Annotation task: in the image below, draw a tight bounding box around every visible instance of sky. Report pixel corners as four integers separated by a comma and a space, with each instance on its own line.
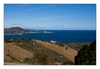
4, 4, 96, 30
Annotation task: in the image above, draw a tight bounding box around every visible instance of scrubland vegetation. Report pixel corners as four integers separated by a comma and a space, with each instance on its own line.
74, 40, 96, 65
4, 38, 96, 65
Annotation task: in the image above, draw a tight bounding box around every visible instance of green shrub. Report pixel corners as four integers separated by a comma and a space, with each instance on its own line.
56, 42, 64, 47
34, 51, 49, 65
74, 40, 96, 65
24, 58, 32, 62
24, 58, 35, 64
62, 61, 73, 65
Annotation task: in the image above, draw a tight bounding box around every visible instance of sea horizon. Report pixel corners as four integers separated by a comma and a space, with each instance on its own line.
4, 30, 96, 44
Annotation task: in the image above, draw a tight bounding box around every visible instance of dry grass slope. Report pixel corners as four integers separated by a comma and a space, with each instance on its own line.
4, 42, 33, 62
36, 40, 78, 62
4, 39, 78, 65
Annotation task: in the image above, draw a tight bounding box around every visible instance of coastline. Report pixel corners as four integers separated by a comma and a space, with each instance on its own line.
4, 29, 96, 44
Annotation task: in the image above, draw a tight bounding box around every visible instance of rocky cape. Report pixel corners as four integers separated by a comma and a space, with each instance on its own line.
4, 27, 54, 35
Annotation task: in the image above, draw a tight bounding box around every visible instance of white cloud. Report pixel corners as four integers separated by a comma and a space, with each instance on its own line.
22, 25, 47, 29
63, 24, 67, 28
26, 7, 38, 11
33, 25, 46, 28
32, 15, 67, 21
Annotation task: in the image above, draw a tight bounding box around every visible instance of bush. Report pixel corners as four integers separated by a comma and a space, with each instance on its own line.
74, 40, 96, 65
24, 58, 32, 63
56, 42, 64, 47
34, 51, 49, 65
62, 61, 73, 65
24, 58, 35, 64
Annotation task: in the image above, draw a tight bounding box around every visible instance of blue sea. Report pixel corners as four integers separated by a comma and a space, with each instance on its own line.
4, 30, 96, 44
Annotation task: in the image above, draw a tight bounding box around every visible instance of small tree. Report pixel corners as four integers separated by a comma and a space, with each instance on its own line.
74, 40, 96, 65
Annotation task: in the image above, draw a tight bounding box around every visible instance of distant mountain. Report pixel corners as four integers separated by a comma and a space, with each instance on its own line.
4, 27, 38, 35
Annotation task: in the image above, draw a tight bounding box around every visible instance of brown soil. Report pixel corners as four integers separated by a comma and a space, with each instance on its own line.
36, 40, 78, 62
4, 39, 78, 64
4, 42, 33, 62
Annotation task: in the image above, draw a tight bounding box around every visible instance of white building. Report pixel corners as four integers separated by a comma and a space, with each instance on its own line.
50, 40, 56, 44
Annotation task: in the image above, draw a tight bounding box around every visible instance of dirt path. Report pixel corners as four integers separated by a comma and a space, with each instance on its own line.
36, 40, 77, 62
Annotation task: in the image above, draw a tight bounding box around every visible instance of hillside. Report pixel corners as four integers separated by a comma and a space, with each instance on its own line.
4, 42, 33, 62
4, 27, 38, 35
66, 42, 91, 51
36, 40, 77, 62
4, 38, 93, 65
4, 38, 75, 65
